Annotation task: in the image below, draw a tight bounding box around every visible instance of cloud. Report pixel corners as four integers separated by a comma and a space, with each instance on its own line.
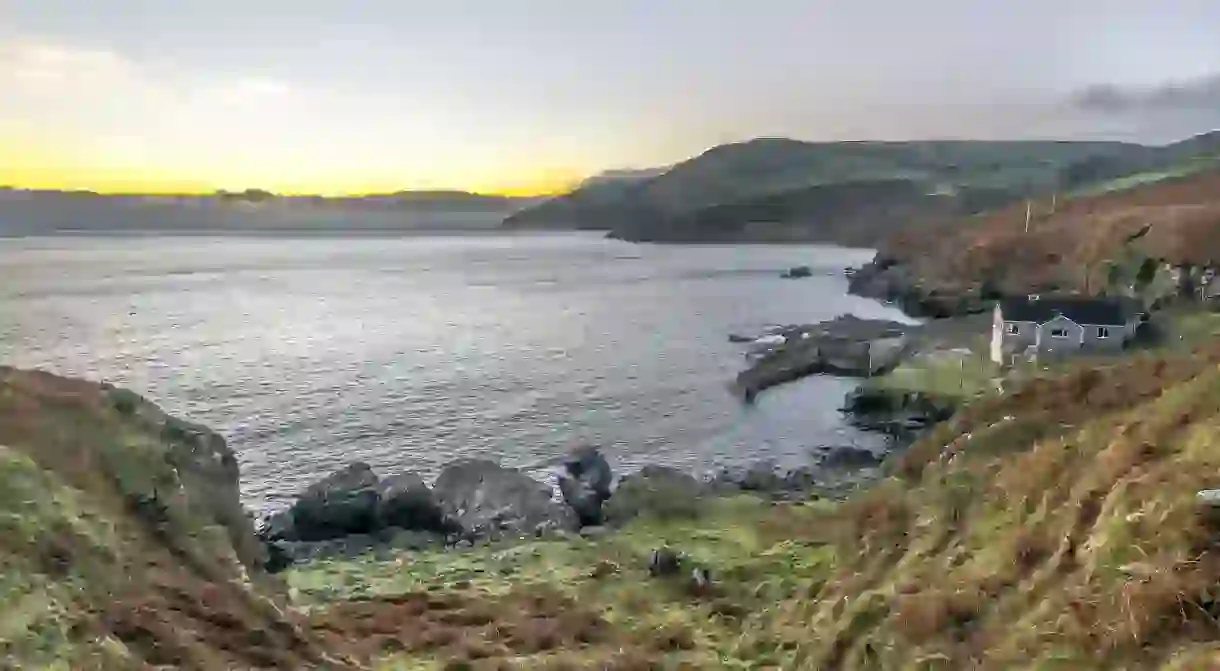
210, 77, 295, 105
1069, 72, 1220, 113
0, 38, 146, 99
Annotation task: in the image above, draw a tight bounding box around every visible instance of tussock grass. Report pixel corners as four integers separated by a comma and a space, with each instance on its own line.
289, 338, 1220, 669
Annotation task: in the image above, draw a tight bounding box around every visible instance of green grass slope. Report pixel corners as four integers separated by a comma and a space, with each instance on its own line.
0, 367, 355, 670
503, 138, 1144, 240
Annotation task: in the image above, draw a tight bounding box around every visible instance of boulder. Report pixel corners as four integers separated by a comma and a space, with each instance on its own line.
711, 461, 786, 494
433, 459, 577, 539
603, 465, 705, 526
708, 461, 825, 501
290, 462, 381, 542
558, 446, 614, 526
376, 471, 451, 533
817, 445, 883, 469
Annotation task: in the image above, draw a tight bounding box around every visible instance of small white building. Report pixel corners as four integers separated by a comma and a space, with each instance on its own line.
990, 295, 1143, 365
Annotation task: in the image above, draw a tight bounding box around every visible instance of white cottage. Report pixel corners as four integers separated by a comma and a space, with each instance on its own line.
990, 295, 1143, 365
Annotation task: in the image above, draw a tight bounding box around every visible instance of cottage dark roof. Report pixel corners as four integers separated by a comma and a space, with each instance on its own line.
999, 296, 1138, 326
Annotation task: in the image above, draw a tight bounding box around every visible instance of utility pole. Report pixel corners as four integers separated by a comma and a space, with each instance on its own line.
1050, 193, 1057, 215
1024, 200, 1032, 233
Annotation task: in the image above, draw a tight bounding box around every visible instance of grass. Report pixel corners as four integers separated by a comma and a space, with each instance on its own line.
289, 335, 1220, 669
1158, 306, 1220, 347
11, 325, 1220, 668
0, 367, 356, 670
289, 496, 840, 668
866, 347, 999, 400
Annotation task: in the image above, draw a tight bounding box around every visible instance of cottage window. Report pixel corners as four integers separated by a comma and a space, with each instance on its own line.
1096, 326, 1110, 339
1005, 323, 1019, 335
1050, 327, 1069, 338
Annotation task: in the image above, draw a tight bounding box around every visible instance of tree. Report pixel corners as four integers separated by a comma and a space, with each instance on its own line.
1102, 260, 1125, 296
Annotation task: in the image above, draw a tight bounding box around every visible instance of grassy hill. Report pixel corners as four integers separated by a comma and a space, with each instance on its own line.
612, 178, 1026, 245
503, 138, 1148, 241
505, 133, 1220, 247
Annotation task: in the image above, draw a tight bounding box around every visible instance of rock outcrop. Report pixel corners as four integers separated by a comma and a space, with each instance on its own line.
376, 471, 451, 532
557, 445, 614, 526
258, 462, 455, 566
290, 462, 382, 541
840, 387, 957, 437
433, 459, 578, 540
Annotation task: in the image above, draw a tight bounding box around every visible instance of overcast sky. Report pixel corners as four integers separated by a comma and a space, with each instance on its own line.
2, 0, 1219, 193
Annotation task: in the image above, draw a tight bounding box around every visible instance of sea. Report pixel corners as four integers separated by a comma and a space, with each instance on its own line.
0, 232, 912, 512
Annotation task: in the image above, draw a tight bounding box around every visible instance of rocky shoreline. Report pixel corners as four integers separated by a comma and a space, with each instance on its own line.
846, 255, 992, 319
256, 444, 888, 572
254, 263, 978, 574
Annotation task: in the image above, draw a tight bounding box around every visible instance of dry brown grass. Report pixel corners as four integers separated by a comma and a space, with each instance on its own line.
882, 169, 1220, 295
770, 337, 1220, 669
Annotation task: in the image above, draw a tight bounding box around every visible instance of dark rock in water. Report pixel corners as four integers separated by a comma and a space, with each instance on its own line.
290, 462, 381, 542
603, 465, 705, 526
816, 445, 884, 469
841, 387, 957, 437
781, 265, 813, 279
648, 547, 682, 577
708, 461, 824, 501
728, 333, 756, 343
721, 461, 787, 493
433, 459, 578, 539
376, 471, 452, 533
558, 445, 614, 526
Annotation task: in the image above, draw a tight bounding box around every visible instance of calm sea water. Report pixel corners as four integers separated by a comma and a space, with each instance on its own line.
0, 232, 910, 511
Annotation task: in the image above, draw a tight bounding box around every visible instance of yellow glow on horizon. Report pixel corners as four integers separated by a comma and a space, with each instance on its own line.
0, 145, 581, 197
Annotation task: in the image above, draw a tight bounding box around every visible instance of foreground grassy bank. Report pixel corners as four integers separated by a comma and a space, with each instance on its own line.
7, 333, 1220, 668
294, 339, 1220, 669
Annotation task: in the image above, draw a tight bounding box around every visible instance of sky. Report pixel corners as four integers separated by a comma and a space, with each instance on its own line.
2, 0, 1219, 195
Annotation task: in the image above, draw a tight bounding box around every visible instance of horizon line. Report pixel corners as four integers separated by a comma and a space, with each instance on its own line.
0, 185, 569, 199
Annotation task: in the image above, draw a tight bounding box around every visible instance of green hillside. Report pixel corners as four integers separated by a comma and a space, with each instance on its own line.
504, 133, 1220, 246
